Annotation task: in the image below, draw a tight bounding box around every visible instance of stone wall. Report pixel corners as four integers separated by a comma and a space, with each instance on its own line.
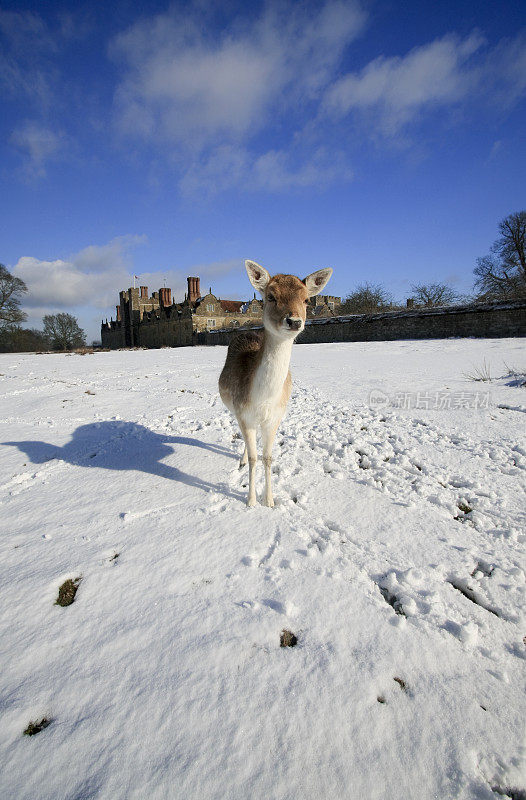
101, 321, 124, 349
199, 300, 526, 347
102, 313, 194, 349
138, 312, 194, 348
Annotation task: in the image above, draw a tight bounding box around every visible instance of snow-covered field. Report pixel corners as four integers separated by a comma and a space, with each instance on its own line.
1, 338, 525, 800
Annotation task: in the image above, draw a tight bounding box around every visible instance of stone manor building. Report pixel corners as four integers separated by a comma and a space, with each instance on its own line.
101, 275, 341, 349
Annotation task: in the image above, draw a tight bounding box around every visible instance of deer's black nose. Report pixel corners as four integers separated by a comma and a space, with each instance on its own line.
286, 317, 302, 331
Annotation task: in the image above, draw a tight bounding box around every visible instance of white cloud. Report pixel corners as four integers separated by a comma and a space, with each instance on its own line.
13, 235, 147, 311
110, 1, 366, 148
11, 239, 244, 334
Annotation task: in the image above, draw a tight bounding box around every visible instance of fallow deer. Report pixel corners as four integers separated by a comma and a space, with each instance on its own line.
219, 260, 333, 507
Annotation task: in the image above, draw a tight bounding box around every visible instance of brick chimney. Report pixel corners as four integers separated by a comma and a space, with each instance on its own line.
187, 276, 200, 304
116, 305, 121, 321
140, 286, 148, 299
159, 288, 172, 308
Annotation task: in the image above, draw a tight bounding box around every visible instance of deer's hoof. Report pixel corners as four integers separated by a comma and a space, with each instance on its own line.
246, 497, 257, 507
263, 497, 274, 508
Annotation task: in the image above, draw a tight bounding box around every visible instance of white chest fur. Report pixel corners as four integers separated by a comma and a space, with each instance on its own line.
247, 336, 292, 425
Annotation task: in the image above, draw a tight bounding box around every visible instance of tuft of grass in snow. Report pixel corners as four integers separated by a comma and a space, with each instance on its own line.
463, 359, 492, 382
376, 696, 386, 704
503, 363, 526, 388
457, 501, 473, 515
55, 577, 81, 607
280, 630, 298, 647
393, 677, 407, 692
24, 718, 51, 736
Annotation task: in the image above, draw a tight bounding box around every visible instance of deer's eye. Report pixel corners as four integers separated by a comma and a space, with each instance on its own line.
304, 298, 309, 304
267, 293, 275, 302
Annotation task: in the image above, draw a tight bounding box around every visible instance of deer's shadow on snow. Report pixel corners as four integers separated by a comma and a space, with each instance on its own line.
4, 421, 244, 501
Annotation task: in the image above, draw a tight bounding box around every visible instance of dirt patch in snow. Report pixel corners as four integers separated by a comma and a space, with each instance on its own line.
24, 718, 51, 736
55, 577, 81, 607
280, 629, 298, 647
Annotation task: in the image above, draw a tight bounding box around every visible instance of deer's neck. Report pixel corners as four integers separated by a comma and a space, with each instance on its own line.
253, 330, 293, 400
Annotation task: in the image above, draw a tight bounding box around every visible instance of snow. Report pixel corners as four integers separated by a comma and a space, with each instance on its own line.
0, 338, 525, 800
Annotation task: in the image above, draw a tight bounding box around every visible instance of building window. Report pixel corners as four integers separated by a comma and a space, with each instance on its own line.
207, 319, 216, 327
206, 304, 215, 312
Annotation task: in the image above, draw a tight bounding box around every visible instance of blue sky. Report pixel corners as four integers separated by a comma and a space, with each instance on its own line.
1, 0, 525, 342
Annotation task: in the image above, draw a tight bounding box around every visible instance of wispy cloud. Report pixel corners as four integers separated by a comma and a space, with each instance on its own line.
10, 122, 66, 179
324, 33, 484, 132
110, 1, 366, 148
110, 3, 526, 193
109, 1, 365, 193
3, 4, 526, 195
323, 31, 526, 136
1, 8, 94, 180
179, 144, 352, 196
0, 9, 59, 109
73, 235, 147, 274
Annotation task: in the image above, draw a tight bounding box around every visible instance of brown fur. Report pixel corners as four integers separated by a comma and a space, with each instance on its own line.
264, 275, 310, 329
218, 330, 263, 409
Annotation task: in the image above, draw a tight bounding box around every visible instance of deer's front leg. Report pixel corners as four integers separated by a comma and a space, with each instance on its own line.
239, 442, 248, 469
261, 420, 280, 508
239, 421, 257, 506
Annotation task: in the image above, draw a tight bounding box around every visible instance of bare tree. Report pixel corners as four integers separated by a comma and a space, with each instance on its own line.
411, 283, 457, 307
43, 313, 86, 350
0, 264, 27, 330
474, 211, 526, 299
341, 283, 393, 314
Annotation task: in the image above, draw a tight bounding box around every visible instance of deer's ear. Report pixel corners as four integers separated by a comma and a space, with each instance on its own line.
303, 267, 333, 297
245, 260, 271, 293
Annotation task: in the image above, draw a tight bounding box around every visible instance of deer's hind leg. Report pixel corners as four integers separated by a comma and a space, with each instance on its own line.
238, 418, 257, 507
